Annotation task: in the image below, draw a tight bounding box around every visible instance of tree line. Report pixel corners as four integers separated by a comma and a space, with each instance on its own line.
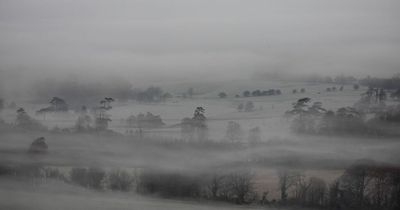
1, 161, 398, 209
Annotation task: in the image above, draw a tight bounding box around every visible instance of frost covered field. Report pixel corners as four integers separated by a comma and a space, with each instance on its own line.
0, 179, 266, 210
1, 82, 371, 140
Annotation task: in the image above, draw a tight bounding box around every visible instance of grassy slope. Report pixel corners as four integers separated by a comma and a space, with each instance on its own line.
0, 178, 267, 210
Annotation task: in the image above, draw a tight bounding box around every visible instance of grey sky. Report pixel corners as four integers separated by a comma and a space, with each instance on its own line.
0, 0, 399, 86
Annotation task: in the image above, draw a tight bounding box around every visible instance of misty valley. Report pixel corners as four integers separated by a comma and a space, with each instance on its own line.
1, 0, 400, 209
1, 76, 400, 210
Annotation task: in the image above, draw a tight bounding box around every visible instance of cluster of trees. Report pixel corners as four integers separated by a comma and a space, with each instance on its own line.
252, 72, 357, 85
326, 86, 344, 92
354, 88, 387, 113
132, 86, 172, 103
225, 121, 261, 144
31, 77, 170, 104
3, 166, 135, 192
10, 96, 116, 133
138, 169, 256, 204
286, 93, 400, 135
331, 75, 358, 84
15, 108, 46, 131
180, 107, 208, 142
126, 112, 164, 129
292, 88, 306, 94
74, 97, 116, 132
93, 97, 114, 131
36, 97, 69, 115
242, 89, 281, 98
295, 74, 357, 84
278, 169, 327, 207
359, 75, 400, 90
218, 92, 227, 98
277, 162, 400, 210
285, 98, 373, 135
237, 101, 255, 112
28, 137, 48, 153
331, 162, 400, 210
1, 161, 399, 209
70, 167, 135, 191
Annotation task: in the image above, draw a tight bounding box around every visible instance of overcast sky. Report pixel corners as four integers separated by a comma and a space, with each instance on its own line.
0, 0, 399, 86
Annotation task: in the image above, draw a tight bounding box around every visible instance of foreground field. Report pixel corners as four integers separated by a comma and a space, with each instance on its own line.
0, 178, 269, 210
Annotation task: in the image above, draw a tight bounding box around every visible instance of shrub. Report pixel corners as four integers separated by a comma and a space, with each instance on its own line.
70, 167, 105, 189
108, 169, 135, 191
138, 169, 202, 198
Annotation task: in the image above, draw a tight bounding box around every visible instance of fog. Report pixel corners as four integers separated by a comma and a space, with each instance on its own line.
1, 1, 400, 210
1, 0, 400, 88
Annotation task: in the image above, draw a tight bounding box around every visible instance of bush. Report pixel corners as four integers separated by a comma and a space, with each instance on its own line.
108, 169, 135, 191
137, 169, 202, 198
70, 167, 106, 189
43, 167, 66, 181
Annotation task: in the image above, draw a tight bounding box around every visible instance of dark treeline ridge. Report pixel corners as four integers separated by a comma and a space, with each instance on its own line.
359, 75, 400, 90
253, 72, 358, 84
1, 161, 399, 210
285, 89, 400, 136
31, 77, 171, 105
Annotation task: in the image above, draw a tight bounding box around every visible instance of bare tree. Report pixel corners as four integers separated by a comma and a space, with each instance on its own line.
207, 172, 226, 199
306, 177, 327, 206
226, 170, 255, 204
278, 169, 302, 203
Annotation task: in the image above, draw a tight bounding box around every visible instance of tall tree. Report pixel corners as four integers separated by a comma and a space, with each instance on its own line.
278, 169, 302, 203
225, 121, 243, 143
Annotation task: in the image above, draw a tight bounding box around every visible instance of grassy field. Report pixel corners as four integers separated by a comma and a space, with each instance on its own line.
1, 82, 369, 140
0, 178, 269, 210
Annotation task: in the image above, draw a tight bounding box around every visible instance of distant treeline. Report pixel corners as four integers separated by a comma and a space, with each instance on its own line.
285, 94, 400, 136
31, 77, 171, 105
359, 75, 400, 90
241, 89, 282, 97
253, 72, 357, 84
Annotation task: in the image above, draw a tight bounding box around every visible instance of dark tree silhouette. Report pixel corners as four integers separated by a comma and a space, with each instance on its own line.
16, 108, 45, 130
28, 137, 48, 153
243, 91, 251, 97
278, 169, 302, 203
95, 97, 114, 130
180, 107, 208, 142
218, 92, 227, 98
36, 97, 68, 115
